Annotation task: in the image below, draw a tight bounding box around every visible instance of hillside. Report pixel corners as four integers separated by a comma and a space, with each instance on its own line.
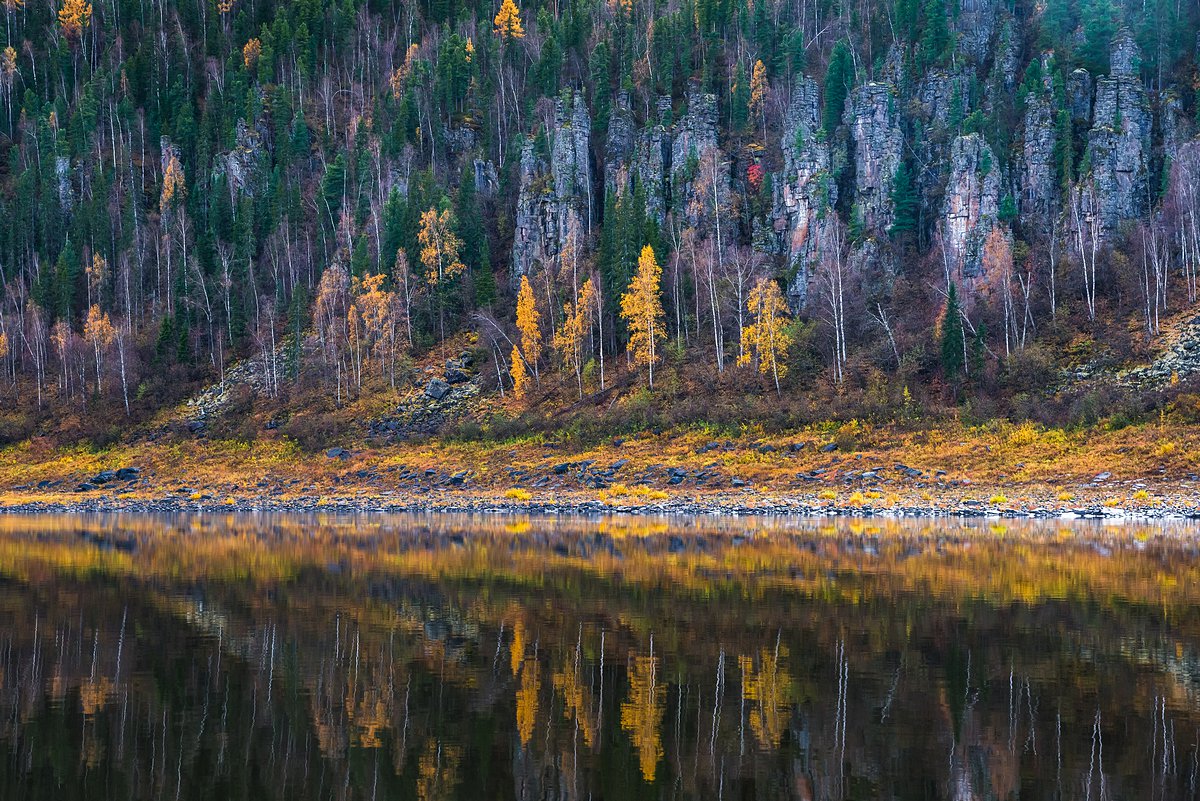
0, 0, 1198, 473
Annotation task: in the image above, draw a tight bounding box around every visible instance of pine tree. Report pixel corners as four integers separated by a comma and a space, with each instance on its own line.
822, 41, 853, 136
941, 282, 965, 385
920, 0, 951, 67
889, 160, 919, 241
731, 62, 749, 131
620, 245, 666, 388
455, 174, 494, 307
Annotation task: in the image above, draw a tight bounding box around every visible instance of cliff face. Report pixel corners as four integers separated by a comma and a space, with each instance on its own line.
512, 91, 592, 279
847, 82, 903, 236
1020, 58, 1057, 232
942, 133, 1001, 281
510, 15, 1195, 306
775, 78, 836, 308
1083, 30, 1151, 239
671, 85, 729, 229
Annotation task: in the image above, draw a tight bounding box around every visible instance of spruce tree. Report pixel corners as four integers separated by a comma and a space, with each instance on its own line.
941, 283, 965, 384
889, 160, 919, 241
455, 173, 494, 307
822, 41, 853, 136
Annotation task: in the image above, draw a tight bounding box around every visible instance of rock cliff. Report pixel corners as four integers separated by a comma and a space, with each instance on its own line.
512, 91, 593, 279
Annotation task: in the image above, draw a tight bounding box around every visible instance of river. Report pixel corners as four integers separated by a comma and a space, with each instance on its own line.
0, 512, 1197, 799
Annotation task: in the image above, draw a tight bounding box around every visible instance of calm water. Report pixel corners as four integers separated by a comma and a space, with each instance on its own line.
1, 514, 1199, 800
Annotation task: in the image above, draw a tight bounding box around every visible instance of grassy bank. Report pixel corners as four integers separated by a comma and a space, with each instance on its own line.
2, 418, 1198, 513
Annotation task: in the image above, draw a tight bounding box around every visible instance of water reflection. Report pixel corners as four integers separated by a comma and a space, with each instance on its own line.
0, 513, 1198, 799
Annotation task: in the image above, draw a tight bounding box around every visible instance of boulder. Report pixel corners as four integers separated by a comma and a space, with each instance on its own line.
425, 378, 452, 400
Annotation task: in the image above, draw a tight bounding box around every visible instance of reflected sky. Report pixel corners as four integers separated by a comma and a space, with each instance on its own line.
0, 512, 1199, 799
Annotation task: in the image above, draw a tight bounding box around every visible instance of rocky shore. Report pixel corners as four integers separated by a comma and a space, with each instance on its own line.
4, 490, 1200, 521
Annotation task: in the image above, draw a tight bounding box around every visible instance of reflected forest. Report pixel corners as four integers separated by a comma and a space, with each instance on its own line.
1, 514, 1199, 799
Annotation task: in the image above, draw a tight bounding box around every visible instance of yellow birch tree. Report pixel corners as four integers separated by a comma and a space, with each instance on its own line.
619, 245, 666, 388
738, 277, 791, 393
509, 343, 529, 399
552, 277, 595, 398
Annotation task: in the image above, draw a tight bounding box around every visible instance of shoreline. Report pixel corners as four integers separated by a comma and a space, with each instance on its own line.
3, 490, 1200, 521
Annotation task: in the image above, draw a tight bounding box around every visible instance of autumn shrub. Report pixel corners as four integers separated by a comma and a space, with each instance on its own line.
0, 411, 34, 446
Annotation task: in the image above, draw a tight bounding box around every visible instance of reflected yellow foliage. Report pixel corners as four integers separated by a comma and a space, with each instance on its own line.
79, 676, 113, 717
739, 645, 793, 750
620, 650, 664, 783
516, 657, 540, 746
416, 738, 461, 801
552, 653, 596, 747
510, 619, 527, 677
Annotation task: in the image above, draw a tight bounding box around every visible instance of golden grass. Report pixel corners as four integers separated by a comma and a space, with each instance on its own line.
2, 416, 1199, 510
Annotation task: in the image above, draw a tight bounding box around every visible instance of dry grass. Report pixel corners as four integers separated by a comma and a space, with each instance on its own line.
3, 416, 1200, 511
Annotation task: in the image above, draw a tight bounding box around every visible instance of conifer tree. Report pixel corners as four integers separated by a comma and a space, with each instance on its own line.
941, 282, 965, 386
889, 160, 919, 241
822, 41, 853, 135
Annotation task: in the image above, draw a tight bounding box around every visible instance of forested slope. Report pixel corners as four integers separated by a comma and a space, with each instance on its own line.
0, 0, 1198, 445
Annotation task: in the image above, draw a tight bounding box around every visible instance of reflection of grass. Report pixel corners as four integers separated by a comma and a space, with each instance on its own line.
2, 514, 1200, 616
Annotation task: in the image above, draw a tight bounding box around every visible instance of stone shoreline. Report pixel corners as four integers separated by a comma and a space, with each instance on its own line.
3, 492, 1200, 522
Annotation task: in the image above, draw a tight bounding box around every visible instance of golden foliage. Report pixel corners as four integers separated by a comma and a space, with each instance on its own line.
159, 152, 185, 212
509, 619, 526, 676
390, 43, 420, 99
216, 0, 233, 13
620, 650, 664, 782
58, 0, 91, 41
509, 343, 529, 399
1, 46, 16, 82
515, 657, 540, 745
83, 305, 115, 350
619, 245, 665, 386
749, 59, 769, 117
515, 275, 541, 379
738, 277, 791, 386
553, 278, 595, 388
739, 645, 792, 750
0, 330, 8, 361
86, 252, 106, 293
417, 208, 465, 288
242, 37, 262, 70
552, 655, 596, 747
416, 738, 461, 801
493, 0, 525, 42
